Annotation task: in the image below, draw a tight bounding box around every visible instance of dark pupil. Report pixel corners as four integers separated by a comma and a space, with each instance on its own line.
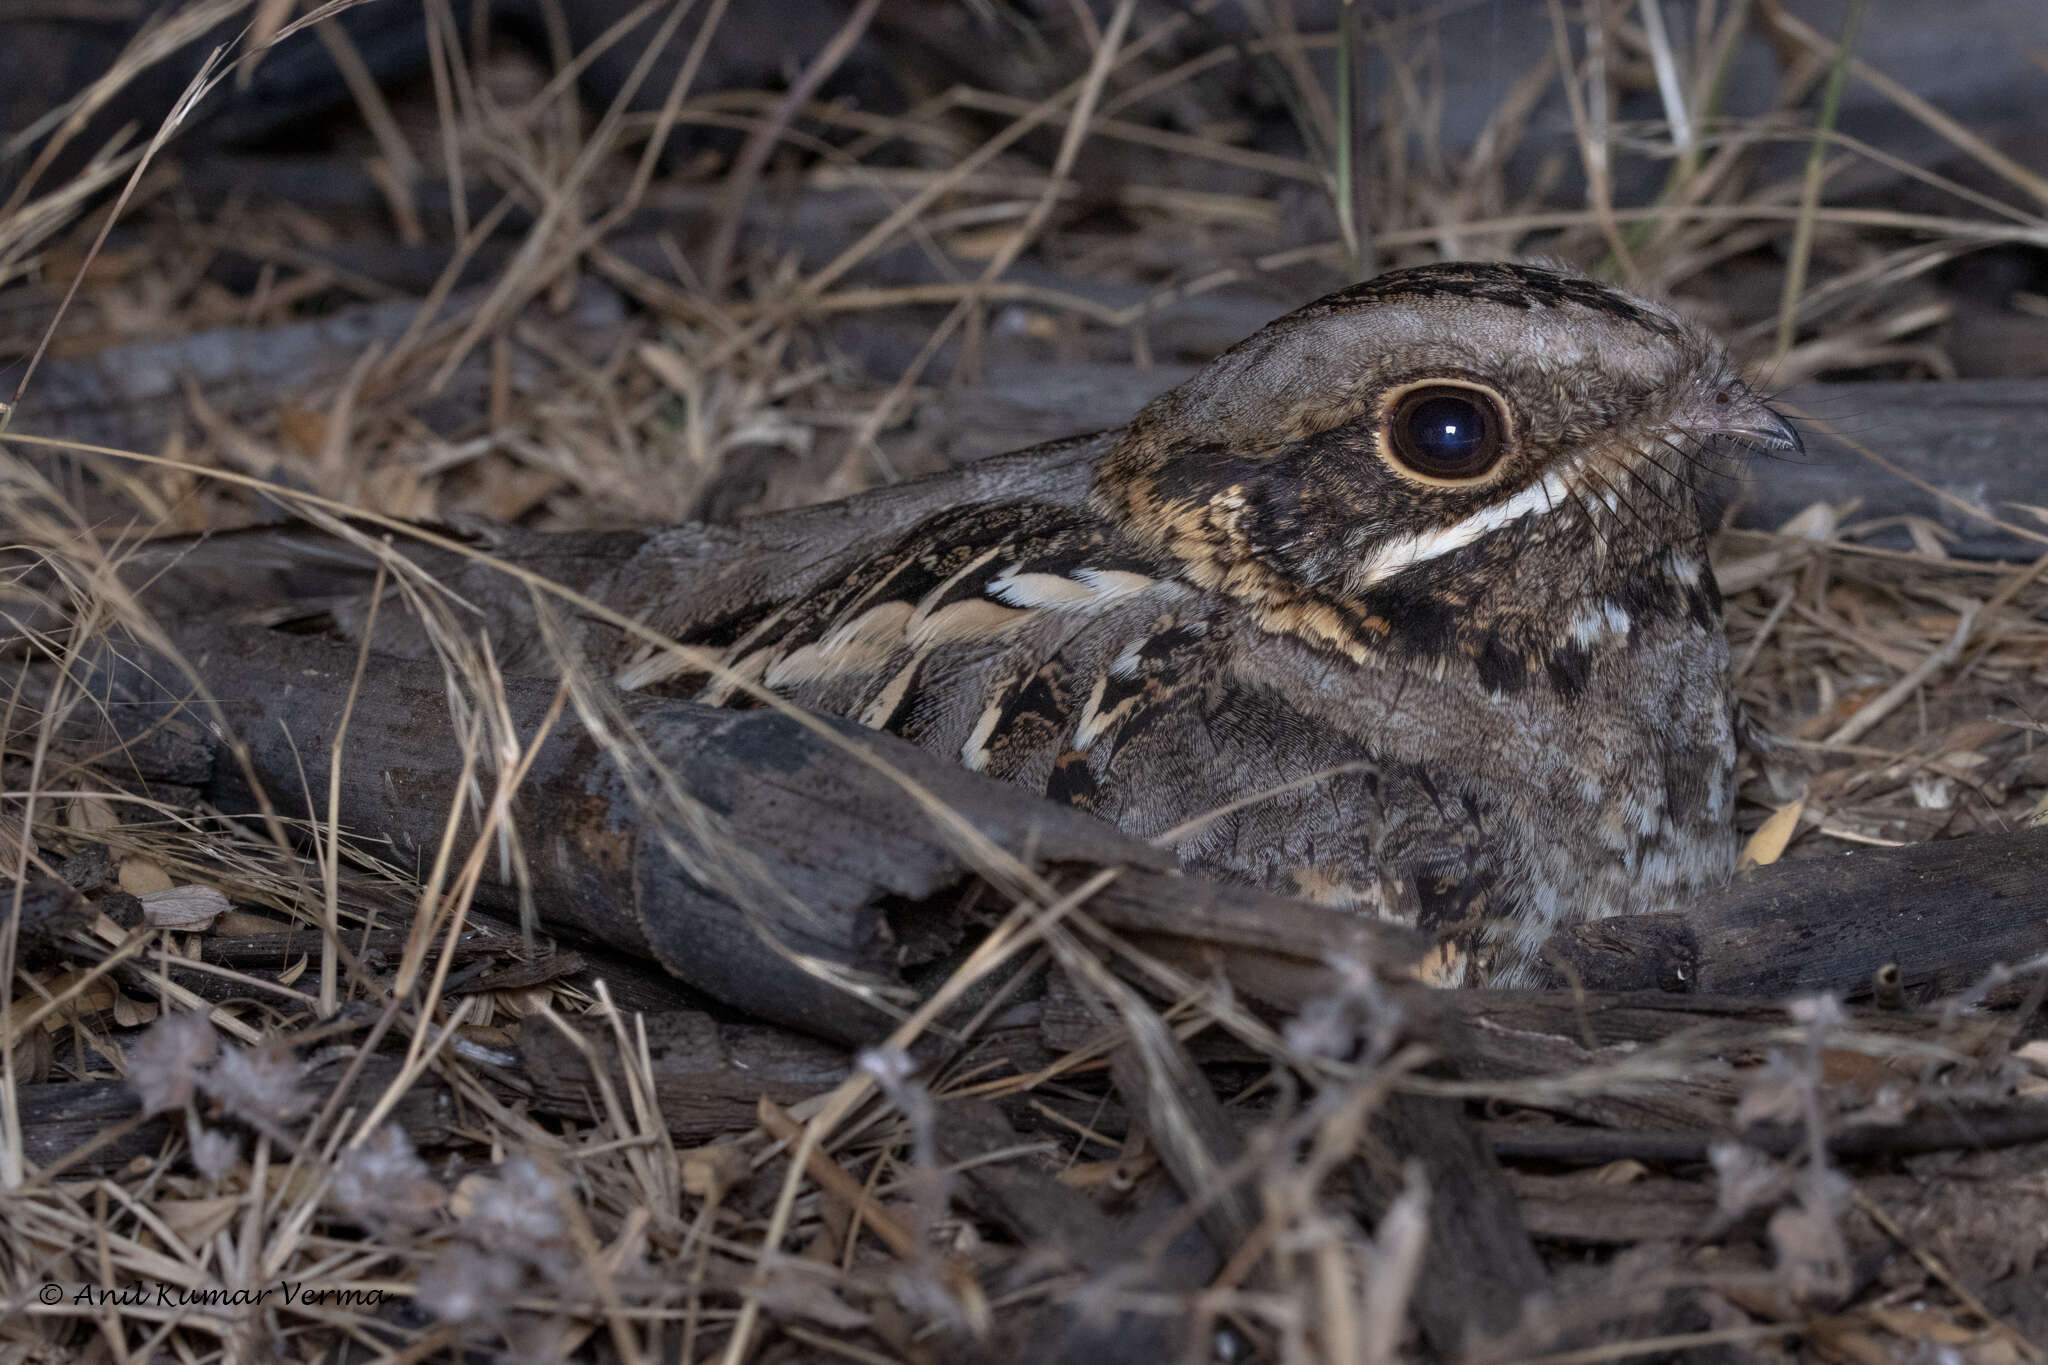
1405, 394, 1488, 471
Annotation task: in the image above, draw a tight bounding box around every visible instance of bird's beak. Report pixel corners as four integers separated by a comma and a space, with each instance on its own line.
1696, 385, 1803, 454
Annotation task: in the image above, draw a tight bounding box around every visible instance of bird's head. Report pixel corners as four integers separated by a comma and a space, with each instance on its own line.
1094, 260, 1797, 682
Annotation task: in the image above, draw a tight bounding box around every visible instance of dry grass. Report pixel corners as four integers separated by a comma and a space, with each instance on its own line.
3, 2, 2048, 1361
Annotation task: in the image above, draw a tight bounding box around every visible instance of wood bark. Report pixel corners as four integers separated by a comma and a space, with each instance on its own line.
36, 619, 2048, 1043
51, 625, 1424, 1042
1540, 830, 2048, 1002
13, 1055, 454, 1176
1352, 1095, 1554, 1355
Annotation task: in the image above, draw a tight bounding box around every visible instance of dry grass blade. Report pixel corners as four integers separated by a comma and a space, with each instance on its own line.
851, 0, 1137, 447
701, 0, 877, 294
5, 48, 221, 416
1773, 0, 1867, 361
1766, 5, 2048, 209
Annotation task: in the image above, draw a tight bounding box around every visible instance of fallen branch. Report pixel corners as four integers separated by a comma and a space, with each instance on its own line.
50, 624, 1425, 1042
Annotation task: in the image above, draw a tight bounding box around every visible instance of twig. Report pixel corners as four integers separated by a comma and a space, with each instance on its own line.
1546, 0, 1639, 286
1851, 1188, 2045, 1362
849, 0, 1137, 452
757, 1095, 919, 1262
702, 0, 882, 295
1485, 1103, 2048, 1164
1773, 0, 1867, 361
1766, 5, 2048, 208
1824, 602, 1974, 746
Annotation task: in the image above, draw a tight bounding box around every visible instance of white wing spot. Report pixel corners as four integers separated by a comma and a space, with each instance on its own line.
698, 646, 772, 706
1070, 567, 1158, 599
960, 692, 1007, 772
763, 600, 914, 688
988, 564, 1160, 610
859, 655, 922, 729
1567, 601, 1633, 646
906, 597, 1028, 649
1072, 674, 1112, 750
988, 568, 1089, 607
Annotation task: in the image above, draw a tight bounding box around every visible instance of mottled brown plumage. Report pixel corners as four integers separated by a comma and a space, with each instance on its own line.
651, 261, 1797, 984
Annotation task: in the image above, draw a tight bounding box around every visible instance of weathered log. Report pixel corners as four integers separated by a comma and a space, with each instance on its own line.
517, 1010, 851, 1143
1484, 1103, 2048, 1166
40, 609, 2048, 1049
6, 873, 94, 962
934, 1098, 1217, 1365
15, 1055, 456, 1177
1542, 829, 2048, 1001
51, 625, 1424, 1044
1045, 985, 2006, 1133
1352, 1094, 1554, 1355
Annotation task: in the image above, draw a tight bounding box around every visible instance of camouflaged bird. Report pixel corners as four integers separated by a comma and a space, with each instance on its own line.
620, 260, 1797, 986
117, 260, 1796, 985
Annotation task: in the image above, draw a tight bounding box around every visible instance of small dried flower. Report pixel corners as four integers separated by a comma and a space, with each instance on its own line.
331, 1124, 444, 1229
1282, 955, 1405, 1065
1708, 1139, 1780, 1218
1788, 994, 1846, 1031
188, 1122, 241, 1182
139, 884, 230, 931
129, 1011, 219, 1116
464, 1156, 567, 1252
1733, 1052, 1808, 1129
201, 1041, 315, 1137
1766, 1193, 1851, 1302
416, 1243, 522, 1325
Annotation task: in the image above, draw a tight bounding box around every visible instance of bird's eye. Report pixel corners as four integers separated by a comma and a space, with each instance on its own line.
1384, 385, 1508, 481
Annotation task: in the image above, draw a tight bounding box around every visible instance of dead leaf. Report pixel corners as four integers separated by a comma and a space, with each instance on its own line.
1588, 1159, 1650, 1186
213, 911, 291, 936
1809, 1317, 1910, 1365
8, 969, 118, 1033
636, 341, 696, 396
111, 987, 158, 1028
1740, 799, 1806, 869
945, 225, 1023, 260
119, 858, 175, 897
491, 985, 555, 1019
69, 795, 117, 833
7, 1023, 52, 1083
141, 885, 230, 931
1866, 1304, 1990, 1346
0, 810, 40, 873
157, 1195, 242, 1246
457, 1025, 517, 1048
